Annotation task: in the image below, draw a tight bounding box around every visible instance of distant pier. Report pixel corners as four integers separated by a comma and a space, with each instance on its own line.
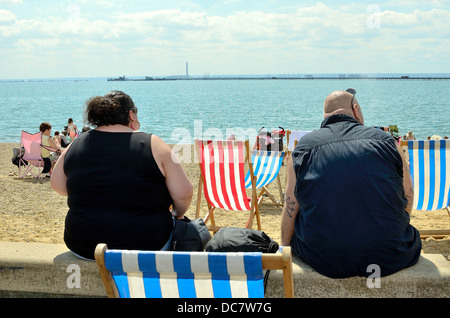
107, 75, 450, 82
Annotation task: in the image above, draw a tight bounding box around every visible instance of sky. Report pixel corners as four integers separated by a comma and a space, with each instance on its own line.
0, 0, 449, 79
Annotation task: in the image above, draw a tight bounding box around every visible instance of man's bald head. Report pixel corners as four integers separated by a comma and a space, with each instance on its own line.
323, 90, 364, 125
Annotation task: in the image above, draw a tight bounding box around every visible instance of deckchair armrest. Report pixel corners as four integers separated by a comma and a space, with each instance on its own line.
262, 246, 294, 298
41, 144, 61, 154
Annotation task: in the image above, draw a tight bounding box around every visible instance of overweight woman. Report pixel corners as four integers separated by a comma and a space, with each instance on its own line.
51, 91, 193, 260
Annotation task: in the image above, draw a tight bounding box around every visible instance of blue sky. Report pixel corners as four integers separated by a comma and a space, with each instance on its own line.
0, 0, 449, 79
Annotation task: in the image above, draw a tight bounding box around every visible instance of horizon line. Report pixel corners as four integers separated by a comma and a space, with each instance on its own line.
2, 72, 450, 82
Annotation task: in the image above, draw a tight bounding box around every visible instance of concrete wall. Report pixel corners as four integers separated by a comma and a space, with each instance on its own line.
1, 242, 449, 298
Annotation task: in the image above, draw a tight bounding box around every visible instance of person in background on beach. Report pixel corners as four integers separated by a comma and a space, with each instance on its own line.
53, 131, 61, 148
430, 135, 442, 140
281, 89, 421, 279
406, 131, 415, 140
66, 118, 79, 142
53, 131, 70, 148
60, 130, 70, 146
39, 122, 61, 176
50, 90, 193, 260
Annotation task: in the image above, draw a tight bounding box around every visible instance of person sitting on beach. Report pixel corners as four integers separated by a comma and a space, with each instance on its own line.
59, 130, 70, 147
406, 131, 415, 140
39, 122, 61, 176
81, 126, 91, 134
50, 91, 193, 260
281, 89, 422, 279
53, 131, 62, 148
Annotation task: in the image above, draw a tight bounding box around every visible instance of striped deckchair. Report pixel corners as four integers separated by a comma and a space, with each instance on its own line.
286, 130, 311, 156
244, 151, 285, 207
401, 140, 450, 238
95, 243, 294, 298
195, 139, 260, 232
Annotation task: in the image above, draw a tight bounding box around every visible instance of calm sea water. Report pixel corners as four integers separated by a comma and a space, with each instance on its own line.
0, 79, 448, 143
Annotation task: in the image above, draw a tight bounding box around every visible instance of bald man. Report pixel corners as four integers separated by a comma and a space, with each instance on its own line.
281, 89, 421, 279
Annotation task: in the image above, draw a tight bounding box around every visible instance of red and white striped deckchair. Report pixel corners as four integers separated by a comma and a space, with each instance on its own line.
195, 139, 260, 233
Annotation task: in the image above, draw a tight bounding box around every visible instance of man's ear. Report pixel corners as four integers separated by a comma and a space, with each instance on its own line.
352, 104, 362, 124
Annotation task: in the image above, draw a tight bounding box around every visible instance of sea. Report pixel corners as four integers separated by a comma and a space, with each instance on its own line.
0, 77, 449, 144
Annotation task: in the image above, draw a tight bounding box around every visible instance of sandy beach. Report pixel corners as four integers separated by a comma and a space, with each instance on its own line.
1, 142, 449, 262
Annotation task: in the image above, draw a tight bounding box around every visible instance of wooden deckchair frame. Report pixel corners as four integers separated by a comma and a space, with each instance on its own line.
195, 139, 261, 233
286, 129, 310, 157
94, 243, 294, 298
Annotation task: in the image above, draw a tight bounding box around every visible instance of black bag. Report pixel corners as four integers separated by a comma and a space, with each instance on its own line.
12, 147, 26, 167
171, 217, 211, 251
205, 227, 279, 294
205, 227, 279, 253
255, 127, 285, 152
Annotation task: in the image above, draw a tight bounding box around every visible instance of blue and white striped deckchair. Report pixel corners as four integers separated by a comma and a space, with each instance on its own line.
95, 244, 294, 298
401, 140, 450, 238
286, 130, 311, 154
244, 151, 285, 207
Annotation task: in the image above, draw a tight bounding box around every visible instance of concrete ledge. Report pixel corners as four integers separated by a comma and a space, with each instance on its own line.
266, 253, 450, 298
0, 242, 106, 297
1, 242, 449, 298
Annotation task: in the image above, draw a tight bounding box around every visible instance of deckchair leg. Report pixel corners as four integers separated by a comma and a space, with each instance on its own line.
203, 206, 215, 224
204, 206, 221, 234
281, 247, 294, 298
418, 207, 450, 239
257, 185, 283, 207
245, 212, 254, 229
419, 230, 450, 239
245, 207, 261, 230
277, 174, 284, 207
255, 208, 262, 230
196, 175, 203, 219
262, 186, 282, 206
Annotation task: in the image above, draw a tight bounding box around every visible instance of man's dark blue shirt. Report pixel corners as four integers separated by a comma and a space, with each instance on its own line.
291, 114, 421, 278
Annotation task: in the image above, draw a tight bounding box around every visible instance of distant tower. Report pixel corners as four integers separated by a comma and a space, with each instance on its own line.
186, 62, 189, 78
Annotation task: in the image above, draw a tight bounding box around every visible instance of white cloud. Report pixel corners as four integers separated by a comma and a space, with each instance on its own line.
0, 9, 16, 22
1, 2, 449, 78
0, 0, 23, 4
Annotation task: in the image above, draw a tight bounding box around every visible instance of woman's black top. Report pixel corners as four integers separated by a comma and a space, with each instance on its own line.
63, 130, 173, 259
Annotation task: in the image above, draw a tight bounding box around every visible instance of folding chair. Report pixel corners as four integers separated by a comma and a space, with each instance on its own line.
195, 139, 260, 233
286, 130, 311, 157
95, 243, 294, 298
244, 151, 285, 207
18, 131, 45, 179
400, 140, 450, 238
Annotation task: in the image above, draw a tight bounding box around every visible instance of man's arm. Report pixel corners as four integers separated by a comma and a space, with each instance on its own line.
396, 142, 414, 214
281, 157, 300, 246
